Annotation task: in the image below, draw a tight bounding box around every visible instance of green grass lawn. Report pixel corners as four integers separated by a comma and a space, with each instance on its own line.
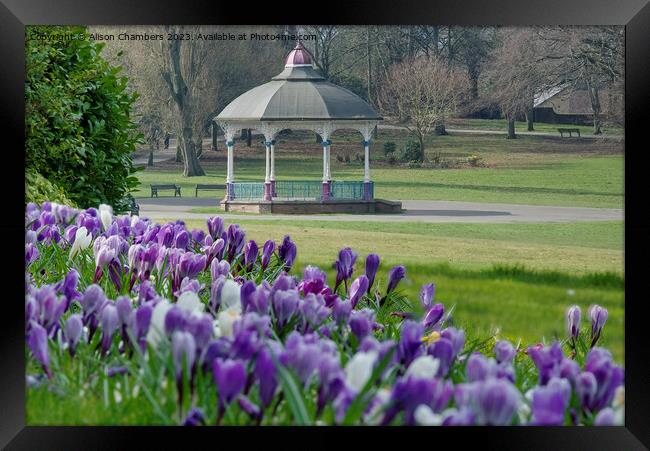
162, 217, 624, 362
134, 131, 623, 208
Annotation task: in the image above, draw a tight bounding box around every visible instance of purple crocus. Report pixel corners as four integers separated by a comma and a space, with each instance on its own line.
332, 298, 352, 326
243, 240, 258, 272
278, 235, 297, 271
300, 293, 331, 333
27, 321, 51, 378
260, 240, 275, 270
272, 289, 300, 329
174, 230, 190, 250
422, 303, 444, 330
100, 304, 120, 354
527, 342, 564, 385
348, 275, 369, 308
398, 320, 423, 367
207, 216, 225, 240
494, 340, 516, 364
419, 283, 435, 310
64, 313, 83, 357
466, 352, 497, 382
530, 377, 571, 425
132, 304, 153, 353
183, 407, 206, 426
386, 265, 406, 295
566, 305, 581, 340
212, 358, 247, 424
473, 378, 521, 425
349, 308, 377, 341
334, 247, 357, 292
298, 266, 327, 296
588, 305, 608, 346
255, 342, 282, 408
365, 253, 380, 293
428, 337, 455, 377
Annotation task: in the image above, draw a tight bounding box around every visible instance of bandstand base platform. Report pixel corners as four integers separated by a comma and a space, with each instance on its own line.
220, 198, 403, 215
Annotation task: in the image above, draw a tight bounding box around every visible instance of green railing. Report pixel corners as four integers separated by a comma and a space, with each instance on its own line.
275, 180, 322, 200
230, 180, 373, 201
230, 182, 265, 201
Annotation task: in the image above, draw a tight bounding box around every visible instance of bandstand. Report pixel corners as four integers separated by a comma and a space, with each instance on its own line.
215, 42, 402, 214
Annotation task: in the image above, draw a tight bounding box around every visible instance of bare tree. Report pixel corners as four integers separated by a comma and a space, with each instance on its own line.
377, 55, 468, 155
485, 29, 542, 139
535, 26, 624, 135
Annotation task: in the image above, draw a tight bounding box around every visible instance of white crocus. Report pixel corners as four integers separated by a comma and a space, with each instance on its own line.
220, 279, 241, 310
217, 307, 241, 338
146, 300, 172, 348
69, 226, 92, 259
406, 355, 440, 379
176, 291, 205, 313
414, 405, 444, 426
345, 350, 378, 392
98, 204, 114, 231
130, 215, 140, 228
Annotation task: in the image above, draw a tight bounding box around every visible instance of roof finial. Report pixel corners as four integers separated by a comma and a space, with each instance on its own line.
285, 41, 312, 67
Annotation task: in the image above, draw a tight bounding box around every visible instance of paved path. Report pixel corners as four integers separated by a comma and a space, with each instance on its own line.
135, 197, 622, 224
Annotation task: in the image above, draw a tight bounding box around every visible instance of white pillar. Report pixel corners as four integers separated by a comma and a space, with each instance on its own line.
265, 141, 271, 182
364, 139, 370, 182
322, 141, 328, 182
326, 144, 331, 181
226, 139, 234, 183
270, 141, 275, 181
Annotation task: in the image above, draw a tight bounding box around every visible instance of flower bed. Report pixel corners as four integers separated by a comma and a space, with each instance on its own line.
25, 201, 624, 426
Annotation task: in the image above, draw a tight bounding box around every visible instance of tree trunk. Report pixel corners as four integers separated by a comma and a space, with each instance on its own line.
587, 83, 603, 135
418, 134, 425, 162
175, 144, 182, 162
468, 66, 479, 100
212, 123, 219, 151
525, 110, 534, 131
148, 144, 154, 167
180, 128, 205, 176
507, 116, 517, 139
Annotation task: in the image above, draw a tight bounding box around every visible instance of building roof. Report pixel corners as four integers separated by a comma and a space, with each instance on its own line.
216, 43, 381, 122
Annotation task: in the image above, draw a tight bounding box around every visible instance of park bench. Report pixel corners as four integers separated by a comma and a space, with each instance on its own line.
195, 183, 226, 197
558, 128, 581, 138
150, 184, 181, 198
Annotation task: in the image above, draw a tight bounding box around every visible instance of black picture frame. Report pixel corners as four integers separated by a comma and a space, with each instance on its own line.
2, 0, 649, 448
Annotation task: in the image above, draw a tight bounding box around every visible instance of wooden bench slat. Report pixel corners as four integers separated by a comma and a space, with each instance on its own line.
150, 184, 181, 198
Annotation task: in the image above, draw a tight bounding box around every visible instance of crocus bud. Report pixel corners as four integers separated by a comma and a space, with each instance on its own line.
211, 258, 230, 281
70, 226, 92, 259
172, 330, 197, 387
349, 275, 369, 308
100, 304, 120, 353
566, 305, 581, 339
332, 298, 352, 326
588, 305, 608, 345
244, 240, 258, 271
98, 204, 113, 231
115, 296, 133, 327
419, 283, 435, 310
207, 216, 224, 240
260, 240, 275, 270
174, 230, 190, 250
349, 308, 376, 341
213, 358, 247, 412
423, 303, 444, 330
386, 265, 406, 294
28, 321, 51, 378
365, 254, 380, 293
494, 340, 516, 364
278, 235, 297, 271
64, 314, 83, 356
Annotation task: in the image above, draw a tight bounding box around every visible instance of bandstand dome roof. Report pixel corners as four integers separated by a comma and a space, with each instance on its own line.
216, 42, 382, 122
